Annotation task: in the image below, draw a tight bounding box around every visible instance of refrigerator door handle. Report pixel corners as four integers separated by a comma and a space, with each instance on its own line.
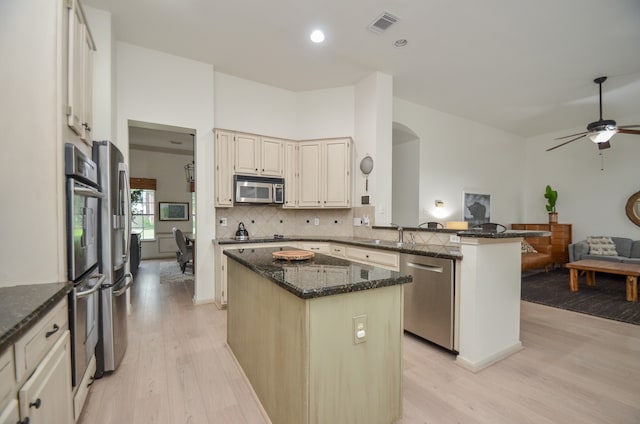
118, 162, 131, 263
113, 273, 134, 296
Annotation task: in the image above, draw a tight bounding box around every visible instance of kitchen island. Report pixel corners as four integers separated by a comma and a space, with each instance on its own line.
224, 246, 411, 424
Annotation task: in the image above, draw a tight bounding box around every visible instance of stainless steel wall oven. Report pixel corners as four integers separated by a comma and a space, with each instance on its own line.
65, 143, 105, 388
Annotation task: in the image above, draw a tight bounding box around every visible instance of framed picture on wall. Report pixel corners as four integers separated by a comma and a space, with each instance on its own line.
463, 191, 491, 228
159, 202, 189, 221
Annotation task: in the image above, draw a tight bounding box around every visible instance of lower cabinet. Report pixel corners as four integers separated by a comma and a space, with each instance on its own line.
1, 297, 74, 424
0, 400, 19, 424
18, 331, 73, 424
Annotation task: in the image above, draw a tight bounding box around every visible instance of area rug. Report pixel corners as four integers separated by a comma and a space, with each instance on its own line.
159, 261, 194, 284
521, 268, 640, 325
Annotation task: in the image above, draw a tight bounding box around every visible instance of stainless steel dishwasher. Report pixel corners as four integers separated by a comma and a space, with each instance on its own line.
401, 253, 455, 350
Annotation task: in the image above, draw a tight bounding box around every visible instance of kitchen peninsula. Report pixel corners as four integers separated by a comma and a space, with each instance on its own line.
224, 246, 411, 424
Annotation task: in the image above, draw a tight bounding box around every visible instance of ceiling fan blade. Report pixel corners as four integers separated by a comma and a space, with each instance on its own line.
618, 124, 640, 129
618, 129, 640, 135
554, 131, 588, 140
598, 141, 611, 150
546, 134, 587, 151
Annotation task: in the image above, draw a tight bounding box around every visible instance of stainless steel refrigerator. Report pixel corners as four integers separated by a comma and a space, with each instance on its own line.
93, 140, 134, 376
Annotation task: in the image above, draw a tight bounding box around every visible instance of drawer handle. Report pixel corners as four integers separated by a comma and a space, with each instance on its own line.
29, 398, 42, 409
45, 324, 60, 338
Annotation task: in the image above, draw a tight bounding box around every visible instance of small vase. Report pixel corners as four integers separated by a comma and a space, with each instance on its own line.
548, 212, 558, 224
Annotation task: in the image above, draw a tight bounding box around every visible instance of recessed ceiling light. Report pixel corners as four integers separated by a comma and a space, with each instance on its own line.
394, 39, 408, 48
310, 29, 325, 43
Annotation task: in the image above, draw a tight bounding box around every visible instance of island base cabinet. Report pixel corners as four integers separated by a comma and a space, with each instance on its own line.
227, 259, 403, 424
19, 331, 73, 424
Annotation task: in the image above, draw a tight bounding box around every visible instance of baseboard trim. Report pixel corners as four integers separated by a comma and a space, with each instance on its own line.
455, 342, 523, 373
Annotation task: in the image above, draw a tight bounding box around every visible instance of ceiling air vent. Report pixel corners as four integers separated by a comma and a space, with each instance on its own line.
367, 11, 400, 34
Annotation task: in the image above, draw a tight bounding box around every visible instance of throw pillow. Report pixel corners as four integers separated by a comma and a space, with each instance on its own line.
521, 240, 538, 254
587, 236, 618, 256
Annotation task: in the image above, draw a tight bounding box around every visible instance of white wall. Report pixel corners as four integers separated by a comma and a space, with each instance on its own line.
296, 86, 354, 139
393, 98, 526, 226
0, 0, 74, 286
130, 149, 194, 258
354, 72, 394, 225
392, 138, 420, 226
522, 127, 640, 242
117, 42, 215, 303
214, 72, 297, 139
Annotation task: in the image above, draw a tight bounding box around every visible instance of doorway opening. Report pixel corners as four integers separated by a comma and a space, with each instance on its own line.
391, 122, 420, 226
128, 120, 196, 274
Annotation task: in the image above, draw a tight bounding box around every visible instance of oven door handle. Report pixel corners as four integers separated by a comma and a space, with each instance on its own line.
113, 273, 134, 297
74, 186, 105, 199
76, 274, 106, 298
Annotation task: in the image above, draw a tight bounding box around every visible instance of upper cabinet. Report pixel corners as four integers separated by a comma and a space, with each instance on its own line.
283, 141, 299, 208
215, 130, 234, 207
67, 0, 95, 144
234, 132, 284, 177
298, 138, 351, 208
214, 129, 351, 209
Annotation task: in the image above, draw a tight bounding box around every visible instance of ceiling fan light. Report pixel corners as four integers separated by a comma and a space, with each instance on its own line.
589, 130, 617, 144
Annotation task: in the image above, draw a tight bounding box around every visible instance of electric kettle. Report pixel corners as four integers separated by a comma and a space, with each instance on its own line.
235, 222, 249, 240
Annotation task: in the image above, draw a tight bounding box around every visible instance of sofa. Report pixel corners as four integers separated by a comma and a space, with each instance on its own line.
568, 236, 640, 265
521, 238, 554, 271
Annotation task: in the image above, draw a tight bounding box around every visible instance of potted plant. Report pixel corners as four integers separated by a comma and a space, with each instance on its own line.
544, 185, 558, 224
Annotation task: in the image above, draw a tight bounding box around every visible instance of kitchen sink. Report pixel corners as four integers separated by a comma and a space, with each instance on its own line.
360, 239, 407, 248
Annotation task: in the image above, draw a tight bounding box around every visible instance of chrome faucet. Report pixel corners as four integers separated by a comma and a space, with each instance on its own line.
390, 223, 404, 243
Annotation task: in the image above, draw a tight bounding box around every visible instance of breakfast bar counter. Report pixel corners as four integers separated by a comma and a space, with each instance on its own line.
224, 246, 410, 424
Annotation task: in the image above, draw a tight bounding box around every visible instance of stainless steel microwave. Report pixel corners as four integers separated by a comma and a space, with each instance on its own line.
234, 175, 284, 204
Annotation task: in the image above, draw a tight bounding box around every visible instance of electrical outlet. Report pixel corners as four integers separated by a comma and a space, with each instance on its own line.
314, 218, 319, 226
353, 315, 367, 344
220, 218, 228, 227
449, 234, 460, 243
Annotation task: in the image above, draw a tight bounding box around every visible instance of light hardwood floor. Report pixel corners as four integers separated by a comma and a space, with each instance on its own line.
79, 260, 640, 424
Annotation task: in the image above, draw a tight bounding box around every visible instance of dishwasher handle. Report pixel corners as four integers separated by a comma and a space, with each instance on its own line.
407, 262, 443, 273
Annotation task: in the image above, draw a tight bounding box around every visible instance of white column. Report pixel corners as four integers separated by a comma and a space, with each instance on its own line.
455, 237, 523, 371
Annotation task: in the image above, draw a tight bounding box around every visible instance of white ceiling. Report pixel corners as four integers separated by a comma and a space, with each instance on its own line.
84, 0, 640, 138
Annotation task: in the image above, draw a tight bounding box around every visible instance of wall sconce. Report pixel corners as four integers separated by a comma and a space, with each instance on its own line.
446, 221, 469, 230
435, 200, 444, 208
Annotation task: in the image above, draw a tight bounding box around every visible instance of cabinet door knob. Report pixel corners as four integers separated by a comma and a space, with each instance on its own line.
45, 324, 60, 338
29, 398, 42, 409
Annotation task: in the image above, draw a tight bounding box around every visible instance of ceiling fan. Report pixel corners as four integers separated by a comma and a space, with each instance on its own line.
547, 76, 640, 151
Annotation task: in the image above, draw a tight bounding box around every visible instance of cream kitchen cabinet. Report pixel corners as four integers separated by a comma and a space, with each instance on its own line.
215, 129, 234, 207
67, 0, 95, 144
233, 132, 284, 177
297, 138, 351, 208
214, 242, 292, 308
0, 400, 18, 424
18, 331, 73, 424
1, 297, 74, 424
283, 141, 299, 208
344, 245, 399, 271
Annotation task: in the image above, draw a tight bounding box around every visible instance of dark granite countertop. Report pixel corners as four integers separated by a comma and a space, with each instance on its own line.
224, 245, 412, 300
457, 230, 551, 239
216, 236, 463, 260
0, 282, 72, 355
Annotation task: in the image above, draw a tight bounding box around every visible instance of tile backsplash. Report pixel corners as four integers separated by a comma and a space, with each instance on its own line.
215, 205, 453, 247
215, 206, 354, 239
